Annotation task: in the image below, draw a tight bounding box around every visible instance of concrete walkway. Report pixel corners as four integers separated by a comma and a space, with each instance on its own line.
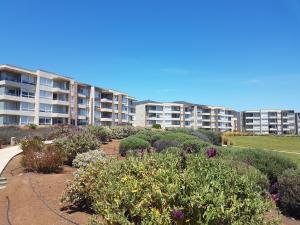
0, 145, 22, 175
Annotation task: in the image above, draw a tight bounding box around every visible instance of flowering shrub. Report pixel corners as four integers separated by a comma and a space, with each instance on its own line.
159, 132, 199, 143
72, 150, 106, 168
55, 131, 101, 164
87, 126, 112, 142
189, 131, 210, 143
207, 147, 217, 158
64, 153, 276, 225
153, 140, 179, 152
111, 126, 140, 139
21, 137, 64, 173
278, 169, 300, 219
119, 136, 151, 156
198, 128, 222, 145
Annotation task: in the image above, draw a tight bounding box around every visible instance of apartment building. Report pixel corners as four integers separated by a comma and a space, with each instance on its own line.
242, 109, 296, 135
134, 100, 237, 132
0, 64, 135, 126
296, 113, 300, 135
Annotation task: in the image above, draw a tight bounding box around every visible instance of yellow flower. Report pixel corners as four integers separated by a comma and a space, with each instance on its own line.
131, 189, 138, 193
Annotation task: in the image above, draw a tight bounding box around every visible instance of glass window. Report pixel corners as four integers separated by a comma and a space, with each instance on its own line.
40, 90, 52, 99
40, 103, 52, 112
21, 75, 35, 84
21, 102, 35, 111
39, 117, 52, 125
21, 89, 35, 98
40, 77, 53, 87
20, 116, 34, 125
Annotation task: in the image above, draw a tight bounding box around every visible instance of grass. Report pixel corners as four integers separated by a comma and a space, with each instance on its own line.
228, 136, 300, 167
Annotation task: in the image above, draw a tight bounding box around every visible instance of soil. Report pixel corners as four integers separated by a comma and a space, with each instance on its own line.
0, 139, 121, 225
0, 139, 299, 225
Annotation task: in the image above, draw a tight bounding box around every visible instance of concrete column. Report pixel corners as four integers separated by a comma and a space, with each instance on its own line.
33, 75, 40, 125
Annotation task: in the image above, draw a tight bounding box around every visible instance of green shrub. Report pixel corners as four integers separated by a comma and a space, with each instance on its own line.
189, 131, 210, 143
278, 169, 300, 219
28, 123, 37, 129
61, 160, 108, 209
152, 124, 162, 129
21, 137, 64, 173
64, 153, 275, 225
160, 146, 182, 154
72, 150, 106, 168
181, 139, 210, 153
119, 136, 151, 156
159, 132, 198, 143
87, 126, 112, 142
153, 140, 179, 152
55, 131, 101, 164
227, 148, 297, 182
198, 128, 222, 145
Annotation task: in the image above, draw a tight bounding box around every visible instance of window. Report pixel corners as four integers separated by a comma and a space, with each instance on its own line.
21, 75, 35, 84
40, 77, 53, 87
40, 90, 52, 99
20, 116, 34, 125
21, 102, 35, 111
21, 89, 35, 98
78, 97, 87, 105
39, 117, 51, 125
40, 103, 52, 112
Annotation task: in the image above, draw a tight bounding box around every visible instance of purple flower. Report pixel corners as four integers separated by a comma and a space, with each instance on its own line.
207, 148, 217, 158
271, 193, 280, 202
172, 209, 184, 220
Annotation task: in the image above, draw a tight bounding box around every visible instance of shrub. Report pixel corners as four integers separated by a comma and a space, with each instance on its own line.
47, 125, 82, 140
72, 150, 106, 168
181, 139, 210, 153
21, 136, 44, 152
153, 140, 179, 152
64, 153, 275, 225
87, 126, 112, 142
152, 124, 162, 129
61, 160, 108, 209
28, 124, 37, 129
198, 128, 222, 145
111, 126, 140, 139
55, 131, 101, 164
278, 169, 300, 219
159, 132, 198, 143
227, 148, 298, 182
21, 137, 64, 173
119, 136, 151, 156
189, 131, 210, 143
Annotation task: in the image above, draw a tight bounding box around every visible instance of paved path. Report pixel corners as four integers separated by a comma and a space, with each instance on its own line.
0, 145, 22, 175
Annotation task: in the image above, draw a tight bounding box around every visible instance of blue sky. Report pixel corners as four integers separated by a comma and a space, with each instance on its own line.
1, 0, 300, 111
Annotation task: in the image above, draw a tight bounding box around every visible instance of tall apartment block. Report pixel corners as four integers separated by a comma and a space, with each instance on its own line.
0, 64, 135, 126
134, 100, 237, 132
242, 109, 296, 135
296, 113, 300, 135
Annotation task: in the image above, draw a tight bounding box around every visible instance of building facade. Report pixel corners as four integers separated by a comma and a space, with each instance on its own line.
134, 100, 237, 132
0, 64, 135, 126
296, 113, 300, 135
242, 109, 296, 135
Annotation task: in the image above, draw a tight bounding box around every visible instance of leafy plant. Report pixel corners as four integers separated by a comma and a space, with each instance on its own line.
152, 124, 162, 129
278, 169, 300, 219
72, 150, 106, 168
119, 136, 151, 156
227, 148, 297, 182
198, 128, 222, 145
64, 153, 276, 225
153, 140, 179, 152
181, 139, 210, 153
87, 126, 112, 142
55, 131, 101, 164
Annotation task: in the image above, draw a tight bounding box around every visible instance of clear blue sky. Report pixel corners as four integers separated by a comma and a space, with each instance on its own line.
1, 0, 300, 111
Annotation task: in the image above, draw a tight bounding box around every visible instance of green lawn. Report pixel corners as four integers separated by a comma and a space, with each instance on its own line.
228, 136, 300, 166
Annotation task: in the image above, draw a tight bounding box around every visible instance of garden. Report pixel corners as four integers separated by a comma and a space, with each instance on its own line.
0, 126, 300, 225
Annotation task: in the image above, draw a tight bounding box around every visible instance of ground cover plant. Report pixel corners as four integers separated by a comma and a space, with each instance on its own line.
72, 150, 106, 168
63, 152, 276, 225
